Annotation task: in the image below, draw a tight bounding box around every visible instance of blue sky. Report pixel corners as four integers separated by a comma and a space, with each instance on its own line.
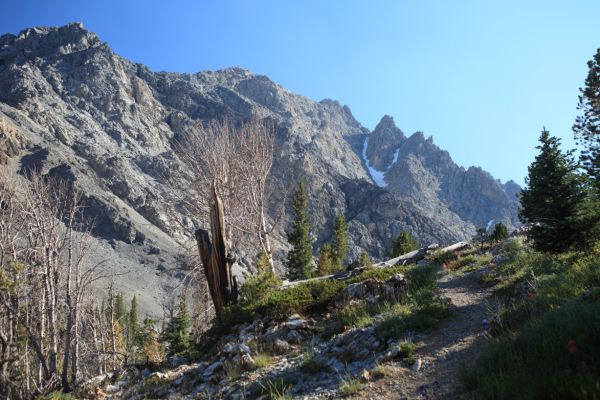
2, 1, 599, 185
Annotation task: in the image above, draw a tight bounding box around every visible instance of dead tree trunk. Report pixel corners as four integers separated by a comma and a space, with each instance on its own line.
195, 185, 237, 318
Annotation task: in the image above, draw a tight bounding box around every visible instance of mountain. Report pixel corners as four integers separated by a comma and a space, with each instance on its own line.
0, 23, 520, 314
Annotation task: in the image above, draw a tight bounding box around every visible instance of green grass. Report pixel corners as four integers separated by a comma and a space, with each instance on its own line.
396, 339, 416, 359
339, 375, 362, 397
257, 376, 295, 399
374, 289, 451, 341
461, 302, 600, 399
201, 262, 449, 359
38, 393, 75, 400
254, 353, 272, 370
461, 243, 600, 399
300, 353, 331, 373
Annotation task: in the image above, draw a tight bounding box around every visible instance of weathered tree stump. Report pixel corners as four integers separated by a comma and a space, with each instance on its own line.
195, 185, 237, 317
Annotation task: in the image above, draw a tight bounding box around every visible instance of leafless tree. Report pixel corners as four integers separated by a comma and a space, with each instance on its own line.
0, 170, 104, 398
176, 118, 277, 270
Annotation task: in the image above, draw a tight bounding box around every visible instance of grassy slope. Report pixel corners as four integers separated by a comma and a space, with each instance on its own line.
459, 240, 600, 399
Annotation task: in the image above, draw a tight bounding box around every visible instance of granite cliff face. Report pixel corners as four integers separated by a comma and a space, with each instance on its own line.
363, 115, 520, 232
0, 23, 519, 313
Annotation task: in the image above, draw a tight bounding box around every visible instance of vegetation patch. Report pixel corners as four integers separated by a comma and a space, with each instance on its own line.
462, 302, 600, 399
339, 375, 362, 397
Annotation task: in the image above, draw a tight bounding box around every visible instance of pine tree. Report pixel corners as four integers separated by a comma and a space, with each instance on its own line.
127, 296, 140, 362
331, 213, 348, 271
161, 292, 191, 355
286, 181, 313, 280
115, 292, 127, 324
316, 243, 334, 276
573, 48, 600, 189
255, 248, 270, 274
473, 228, 488, 248
358, 250, 372, 269
391, 231, 419, 257
519, 128, 587, 252
140, 316, 163, 364
491, 223, 509, 242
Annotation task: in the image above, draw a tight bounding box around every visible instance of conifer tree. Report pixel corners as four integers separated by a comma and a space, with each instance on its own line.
286, 181, 313, 280
127, 295, 140, 362
520, 128, 586, 252
391, 231, 419, 257
140, 316, 163, 364
161, 292, 191, 355
573, 48, 600, 189
316, 243, 334, 276
331, 213, 348, 271
358, 250, 373, 269
491, 222, 509, 242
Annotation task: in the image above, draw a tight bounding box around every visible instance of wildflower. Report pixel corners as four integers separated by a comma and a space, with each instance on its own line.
482, 319, 490, 332
567, 339, 577, 354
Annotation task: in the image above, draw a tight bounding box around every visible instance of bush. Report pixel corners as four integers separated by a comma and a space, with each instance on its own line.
339, 375, 362, 396
301, 353, 331, 373
392, 231, 419, 257
462, 302, 600, 399
240, 270, 282, 305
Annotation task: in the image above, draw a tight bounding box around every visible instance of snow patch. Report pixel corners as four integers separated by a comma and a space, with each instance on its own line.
361, 136, 388, 187
392, 148, 400, 164
486, 219, 495, 231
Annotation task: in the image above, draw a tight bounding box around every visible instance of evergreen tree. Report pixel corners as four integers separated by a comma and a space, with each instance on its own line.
255, 248, 270, 274
520, 128, 587, 252
286, 181, 313, 280
473, 228, 488, 248
316, 243, 334, 276
127, 295, 140, 362
115, 292, 127, 324
160, 292, 191, 355
331, 213, 348, 271
573, 48, 600, 189
139, 316, 163, 364
491, 223, 509, 242
391, 231, 419, 257
358, 250, 373, 269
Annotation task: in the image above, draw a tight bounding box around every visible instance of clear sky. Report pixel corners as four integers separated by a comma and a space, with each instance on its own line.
2, 1, 599, 185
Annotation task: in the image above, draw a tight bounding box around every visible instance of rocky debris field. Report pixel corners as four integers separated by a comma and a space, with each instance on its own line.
76, 242, 501, 400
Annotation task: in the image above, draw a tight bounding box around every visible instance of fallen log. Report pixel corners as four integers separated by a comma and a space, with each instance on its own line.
282, 241, 470, 288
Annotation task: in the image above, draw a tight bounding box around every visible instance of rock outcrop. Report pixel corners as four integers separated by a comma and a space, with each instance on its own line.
0, 23, 520, 314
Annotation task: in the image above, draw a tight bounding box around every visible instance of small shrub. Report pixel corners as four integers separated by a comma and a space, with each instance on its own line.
371, 363, 389, 379
240, 269, 282, 305
462, 302, 600, 399
39, 392, 75, 400
432, 249, 456, 266
397, 339, 415, 359
375, 304, 411, 340
254, 353, 272, 370
335, 303, 374, 330
301, 353, 331, 374
259, 376, 294, 399
339, 375, 362, 396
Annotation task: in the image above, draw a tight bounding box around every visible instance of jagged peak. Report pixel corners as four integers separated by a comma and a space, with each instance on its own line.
374, 114, 396, 130
0, 22, 101, 62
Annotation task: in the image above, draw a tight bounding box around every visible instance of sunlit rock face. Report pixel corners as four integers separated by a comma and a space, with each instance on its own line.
0, 23, 519, 314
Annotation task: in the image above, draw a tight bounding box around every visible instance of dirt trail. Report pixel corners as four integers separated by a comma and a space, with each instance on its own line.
354, 269, 494, 400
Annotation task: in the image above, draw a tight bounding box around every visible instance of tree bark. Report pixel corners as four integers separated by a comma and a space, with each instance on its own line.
195, 184, 237, 317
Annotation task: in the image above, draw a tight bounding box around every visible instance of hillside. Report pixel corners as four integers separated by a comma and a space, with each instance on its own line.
0, 23, 520, 314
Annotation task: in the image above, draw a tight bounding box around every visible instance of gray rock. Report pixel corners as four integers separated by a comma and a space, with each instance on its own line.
273, 339, 290, 354
202, 361, 223, 378
0, 22, 520, 318
287, 329, 303, 344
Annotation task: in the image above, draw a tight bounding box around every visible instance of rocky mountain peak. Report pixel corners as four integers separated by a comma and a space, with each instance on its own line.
0, 22, 522, 316
0, 22, 101, 63
365, 115, 405, 171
